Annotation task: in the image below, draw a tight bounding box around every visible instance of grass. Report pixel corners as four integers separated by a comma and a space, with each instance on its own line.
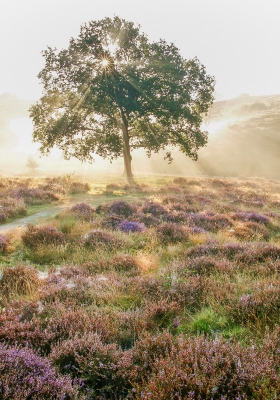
1, 174, 280, 398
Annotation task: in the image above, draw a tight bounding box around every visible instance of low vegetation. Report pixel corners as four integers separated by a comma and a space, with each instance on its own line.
0, 175, 90, 223
1, 175, 280, 399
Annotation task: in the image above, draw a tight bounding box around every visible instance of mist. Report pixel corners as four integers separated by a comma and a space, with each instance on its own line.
1, 92, 280, 180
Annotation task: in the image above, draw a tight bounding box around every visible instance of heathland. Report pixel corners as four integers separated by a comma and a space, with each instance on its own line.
1, 174, 280, 399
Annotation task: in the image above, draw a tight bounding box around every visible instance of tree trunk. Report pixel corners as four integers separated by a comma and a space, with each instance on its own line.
120, 109, 135, 185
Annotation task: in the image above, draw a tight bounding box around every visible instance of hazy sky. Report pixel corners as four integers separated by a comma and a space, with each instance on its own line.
0, 0, 279, 101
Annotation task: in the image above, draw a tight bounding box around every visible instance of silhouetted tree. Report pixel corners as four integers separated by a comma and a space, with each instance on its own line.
30, 17, 215, 184
26, 156, 39, 174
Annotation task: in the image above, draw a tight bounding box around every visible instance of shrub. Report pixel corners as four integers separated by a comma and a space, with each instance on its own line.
227, 282, 280, 328
118, 220, 146, 233
69, 181, 90, 194
39, 275, 93, 306
50, 333, 130, 398
108, 201, 135, 217
22, 224, 65, 249
129, 212, 159, 227
102, 214, 123, 229
181, 256, 232, 277
11, 187, 59, 205
142, 201, 167, 217
0, 265, 40, 297
0, 344, 78, 399
155, 222, 188, 244
143, 299, 181, 331
82, 230, 123, 250
0, 234, 9, 254
133, 336, 280, 399
232, 211, 270, 225
190, 212, 233, 232
70, 202, 95, 220
109, 255, 140, 276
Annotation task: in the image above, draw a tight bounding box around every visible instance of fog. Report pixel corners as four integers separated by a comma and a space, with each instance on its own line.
1, 93, 280, 180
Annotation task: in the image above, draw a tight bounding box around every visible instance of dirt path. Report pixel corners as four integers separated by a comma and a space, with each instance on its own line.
0, 192, 141, 234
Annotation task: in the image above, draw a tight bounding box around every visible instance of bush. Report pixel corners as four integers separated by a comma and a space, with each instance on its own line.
227, 282, 280, 328
50, 333, 130, 398
108, 201, 135, 217
69, 181, 90, 194
190, 212, 233, 232
22, 224, 65, 249
0, 234, 9, 254
133, 336, 280, 399
82, 230, 123, 250
0, 265, 40, 297
118, 220, 146, 233
155, 222, 188, 244
70, 202, 95, 221
0, 344, 78, 399
129, 212, 159, 227
232, 211, 270, 225
142, 201, 167, 217
102, 214, 123, 229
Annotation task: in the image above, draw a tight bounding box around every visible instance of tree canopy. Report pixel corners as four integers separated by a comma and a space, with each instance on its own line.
30, 16, 215, 183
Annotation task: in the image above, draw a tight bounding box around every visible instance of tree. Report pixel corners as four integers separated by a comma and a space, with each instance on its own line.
26, 155, 39, 174
30, 16, 215, 184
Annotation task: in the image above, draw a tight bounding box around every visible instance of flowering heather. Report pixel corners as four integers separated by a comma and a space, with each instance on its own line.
108, 200, 135, 217
0, 196, 26, 219
0, 344, 78, 399
50, 333, 129, 398
70, 202, 95, 220
118, 220, 146, 233
142, 201, 168, 217
11, 187, 59, 205
156, 222, 189, 244
0, 234, 9, 254
102, 214, 123, 229
22, 224, 65, 249
83, 229, 123, 249
134, 336, 280, 399
189, 212, 233, 232
129, 212, 159, 227
232, 211, 270, 224
163, 210, 189, 224
188, 226, 207, 234
228, 282, 280, 327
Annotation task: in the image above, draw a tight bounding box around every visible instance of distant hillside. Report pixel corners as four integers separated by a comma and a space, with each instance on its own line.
198, 94, 280, 179
134, 94, 280, 179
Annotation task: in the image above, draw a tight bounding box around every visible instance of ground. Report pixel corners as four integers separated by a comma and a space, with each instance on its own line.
1, 174, 280, 399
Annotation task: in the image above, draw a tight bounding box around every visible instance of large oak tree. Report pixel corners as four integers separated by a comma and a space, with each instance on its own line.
30, 16, 215, 184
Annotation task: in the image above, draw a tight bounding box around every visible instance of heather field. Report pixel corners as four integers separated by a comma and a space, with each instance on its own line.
1, 175, 280, 399
0, 175, 90, 224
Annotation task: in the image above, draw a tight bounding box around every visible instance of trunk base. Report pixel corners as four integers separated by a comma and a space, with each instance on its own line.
122, 171, 136, 186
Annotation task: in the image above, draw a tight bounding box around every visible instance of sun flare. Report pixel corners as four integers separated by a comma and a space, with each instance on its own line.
101, 58, 109, 68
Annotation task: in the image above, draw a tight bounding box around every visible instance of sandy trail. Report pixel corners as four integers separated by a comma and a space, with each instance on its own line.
0, 192, 139, 234
0, 194, 98, 234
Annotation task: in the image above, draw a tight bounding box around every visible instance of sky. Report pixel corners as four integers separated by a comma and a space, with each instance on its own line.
0, 0, 280, 101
